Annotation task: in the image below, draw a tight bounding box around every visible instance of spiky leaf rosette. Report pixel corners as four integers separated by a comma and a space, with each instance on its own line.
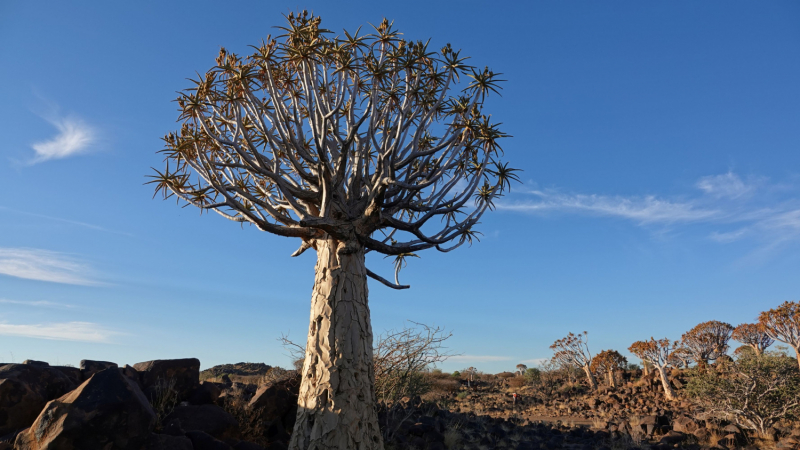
149, 12, 518, 288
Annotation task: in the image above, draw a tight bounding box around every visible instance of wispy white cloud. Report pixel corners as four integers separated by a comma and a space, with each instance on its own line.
0, 298, 75, 309
0, 248, 99, 285
498, 190, 719, 224
0, 206, 133, 237
449, 354, 514, 363
498, 172, 800, 255
0, 321, 117, 343
520, 358, 550, 366
30, 115, 96, 164
696, 172, 755, 199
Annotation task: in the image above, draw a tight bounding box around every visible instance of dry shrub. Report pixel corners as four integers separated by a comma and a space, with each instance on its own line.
150, 377, 178, 431
507, 376, 526, 388
429, 377, 460, 394
496, 371, 515, 379
373, 322, 454, 404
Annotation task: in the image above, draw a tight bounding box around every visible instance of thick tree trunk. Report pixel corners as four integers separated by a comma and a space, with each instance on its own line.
582, 365, 597, 389
794, 346, 800, 371
289, 239, 384, 450
608, 370, 616, 388
656, 366, 676, 401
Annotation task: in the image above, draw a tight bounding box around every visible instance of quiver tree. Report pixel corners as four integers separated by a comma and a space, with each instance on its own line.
629, 338, 678, 400
515, 364, 527, 376
550, 332, 597, 389
680, 320, 733, 367
732, 323, 774, 357
149, 12, 515, 450
668, 346, 694, 369
590, 350, 627, 388
759, 301, 800, 370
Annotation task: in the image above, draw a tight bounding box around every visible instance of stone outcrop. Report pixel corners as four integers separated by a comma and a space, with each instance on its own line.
0, 364, 76, 436
80, 359, 118, 380
14, 368, 155, 450
134, 358, 200, 402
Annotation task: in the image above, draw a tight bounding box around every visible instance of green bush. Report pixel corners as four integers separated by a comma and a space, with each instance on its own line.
687, 352, 800, 434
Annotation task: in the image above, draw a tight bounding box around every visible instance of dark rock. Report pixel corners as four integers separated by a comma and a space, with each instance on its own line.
51, 366, 82, 385
145, 433, 193, 450
14, 367, 155, 449
248, 377, 299, 421
0, 364, 76, 435
190, 381, 222, 405
185, 430, 233, 450
80, 359, 118, 379
134, 358, 200, 401
164, 404, 238, 440
659, 430, 685, 445
233, 442, 266, 450
21, 361, 48, 367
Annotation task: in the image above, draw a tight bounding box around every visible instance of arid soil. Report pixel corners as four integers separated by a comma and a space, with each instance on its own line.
2, 359, 798, 450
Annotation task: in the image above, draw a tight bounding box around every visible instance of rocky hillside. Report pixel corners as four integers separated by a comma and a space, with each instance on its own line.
2, 359, 799, 449
201, 363, 273, 378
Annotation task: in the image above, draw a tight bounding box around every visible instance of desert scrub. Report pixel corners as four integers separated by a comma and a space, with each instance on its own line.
150, 377, 178, 431
687, 351, 800, 434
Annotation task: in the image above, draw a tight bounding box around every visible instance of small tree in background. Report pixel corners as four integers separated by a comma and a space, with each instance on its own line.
681, 321, 734, 368
759, 301, 800, 370
629, 338, 678, 400
732, 323, 774, 357
515, 363, 527, 376
150, 12, 515, 450
551, 332, 597, 389
669, 345, 694, 369
590, 350, 627, 388
464, 367, 477, 388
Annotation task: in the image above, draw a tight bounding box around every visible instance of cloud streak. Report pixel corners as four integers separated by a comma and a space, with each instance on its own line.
497, 172, 800, 253
0, 248, 99, 285
448, 354, 514, 363
0, 298, 75, 309
30, 115, 96, 164
0, 321, 117, 343
499, 190, 719, 224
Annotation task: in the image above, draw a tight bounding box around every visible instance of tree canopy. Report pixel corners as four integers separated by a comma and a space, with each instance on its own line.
149, 12, 517, 288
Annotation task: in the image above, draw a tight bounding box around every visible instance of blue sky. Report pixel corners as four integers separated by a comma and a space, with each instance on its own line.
1, 1, 798, 372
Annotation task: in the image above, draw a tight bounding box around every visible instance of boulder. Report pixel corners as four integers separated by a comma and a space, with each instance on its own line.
0, 364, 76, 435
134, 358, 200, 401
145, 433, 193, 450
80, 360, 118, 379
189, 381, 222, 405
13, 367, 155, 450
163, 404, 238, 440
21, 361, 48, 368
185, 430, 233, 450
51, 366, 82, 385
233, 442, 266, 450
248, 377, 298, 422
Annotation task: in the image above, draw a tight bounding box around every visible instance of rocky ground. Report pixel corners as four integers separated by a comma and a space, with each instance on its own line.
1, 359, 797, 449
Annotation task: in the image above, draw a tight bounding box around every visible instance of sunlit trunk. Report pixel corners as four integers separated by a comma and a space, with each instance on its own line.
583, 365, 597, 389
289, 239, 383, 450
656, 366, 676, 401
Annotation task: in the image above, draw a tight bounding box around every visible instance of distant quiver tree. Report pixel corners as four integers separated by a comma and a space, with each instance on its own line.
759, 301, 800, 369
629, 338, 678, 400
680, 320, 734, 368
732, 323, 774, 357
551, 331, 597, 389
149, 12, 516, 450
590, 349, 627, 388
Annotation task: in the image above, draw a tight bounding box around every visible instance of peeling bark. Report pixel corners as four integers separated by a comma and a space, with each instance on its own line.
289, 238, 384, 450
